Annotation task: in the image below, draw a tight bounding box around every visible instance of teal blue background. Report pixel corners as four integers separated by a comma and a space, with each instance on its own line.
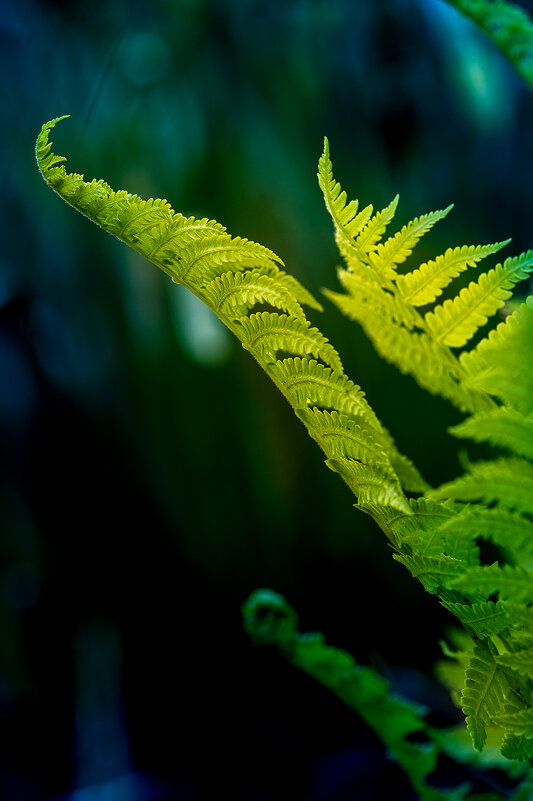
2, 0, 533, 798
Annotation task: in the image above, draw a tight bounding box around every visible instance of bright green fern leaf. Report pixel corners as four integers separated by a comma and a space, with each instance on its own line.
461, 642, 510, 751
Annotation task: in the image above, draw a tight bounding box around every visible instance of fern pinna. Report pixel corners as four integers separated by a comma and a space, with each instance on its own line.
37, 117, 533, 790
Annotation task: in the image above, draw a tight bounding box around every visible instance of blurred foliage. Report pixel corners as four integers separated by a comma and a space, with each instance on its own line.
2, 0, 533, 798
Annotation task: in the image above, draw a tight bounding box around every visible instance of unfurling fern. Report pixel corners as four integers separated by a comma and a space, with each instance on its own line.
36, 117, 533, 795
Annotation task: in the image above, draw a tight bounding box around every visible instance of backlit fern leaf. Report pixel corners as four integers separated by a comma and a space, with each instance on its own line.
38, 116, 533, 763
461, 642, 510, 751
424, 253, 533, 347
438, 507, 533, 560
429, 457, 533, 514
238, 312, 342, 370
450, 408, 533, 460
203, 270, 307, 322
317, 137, 373, 249
367, 205, 453, 282
395, 241, 509, 307
37, 116, 418, 528
461, 296, 533, 416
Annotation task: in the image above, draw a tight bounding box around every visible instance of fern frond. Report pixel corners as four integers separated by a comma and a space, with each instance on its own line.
495, 648, 533, 679
500, 731, 533, 762
446, 0, 533, 92
272, 357, 380, 427
441, 601, 509, 639
450, 407, 533, 460
243, 590, 443, 798
333, 268, 420, 329
325, 457, 409, 514
386, 498, 456, 539
451, 564, 533, 603
349, 313, 494, 414
387, 453, 431, 494
367, 205, 453, 283
438, 507, 533, 559
317, 138, 373, 248
203, 270, 307, 322
297, 408, 390, 465
395, 241, 509, 307
424, 251, 533, 347
353, 195, 399, 256
493, 708, 533, 736
461, 642, 510, 751
429, 457, 533, 515
460, 296, 533, 416
38, 117, 423, 534
393, 552, 465, 594
239, 311, 342, 371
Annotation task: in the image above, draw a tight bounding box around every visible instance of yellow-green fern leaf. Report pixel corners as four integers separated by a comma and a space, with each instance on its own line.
272, 357, 382, 429
460, 296, 533, 416
438, 507, 533, 559
333, 269, 420, 329
325, 456, 409, 514
239, 312, 342, 371
297, 408, 390, 466
354, 195, 399, 256
429, 457, 533, 515
367, 205, 453, 283
203, 270, 308, 322
424, 251, 533, 347
449, 408, 533, 460
395, 241, 510, 307
317, 137, 373, 249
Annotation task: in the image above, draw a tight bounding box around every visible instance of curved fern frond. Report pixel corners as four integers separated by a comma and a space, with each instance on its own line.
203, 269, 308, 322
38, 117, 533, 764
297, 407, 390, 466
238, 311, 342, 370
272, 357, 379, 425
36, 116, 421, 535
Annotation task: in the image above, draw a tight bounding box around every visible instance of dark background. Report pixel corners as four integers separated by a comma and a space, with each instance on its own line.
2, 0, 533, 798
